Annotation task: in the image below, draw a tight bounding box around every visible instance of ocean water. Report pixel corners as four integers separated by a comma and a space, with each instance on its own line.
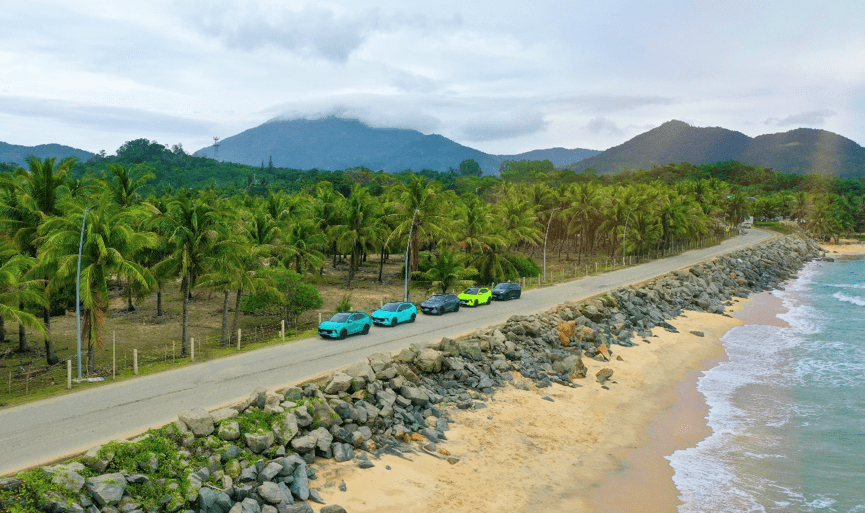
670, 256, 865, 512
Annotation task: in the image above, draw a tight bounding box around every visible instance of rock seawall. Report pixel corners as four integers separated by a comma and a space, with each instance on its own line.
0, 235, 821, 513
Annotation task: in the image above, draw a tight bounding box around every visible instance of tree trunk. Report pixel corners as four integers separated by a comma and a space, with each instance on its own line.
181, 272, 190, 357
231, 289, 243, 343
43, 307, 58, 365
0, 315, 5, 343
378, 251, 385, 282
126, 281, 135, 312
156, 286, 164, 317
220, 289, 230, 347
17, 300, 28, 352
411, 226, 420, 271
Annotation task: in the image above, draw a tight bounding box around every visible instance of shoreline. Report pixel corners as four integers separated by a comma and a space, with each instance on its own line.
310, 307, 755, 512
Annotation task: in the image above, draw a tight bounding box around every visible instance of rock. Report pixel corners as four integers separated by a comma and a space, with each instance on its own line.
309, 427, 334, 453
85, 473, 128, 507
257, 482, 285, 504
82, 445, 113, 473
244, 430, 275, 454
272, 413, 299, 444
690, 330, 705, 337
596, 344, 610, 361
210, 407, 239, 424
288, 462, 310, 501
414, 348, 444, 373
344, 361, 376, 385
308, 488, 325, 504
178, 408, 215, 437
575, 325, 596, 342
279, 503, 314, 513
52, 468, 85, 493
596, 368, 614, 385
218, 421, 241, 441
332, 443, 355, 462
324, 372, 354, 394
0, 478, 23, 492
399, 384, 429, 406
556, 321, 576, 345
311, 401, 341, 428
290, 435, 317, 453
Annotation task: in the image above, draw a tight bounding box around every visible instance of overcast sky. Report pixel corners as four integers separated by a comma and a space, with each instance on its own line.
2, 0, 863, 156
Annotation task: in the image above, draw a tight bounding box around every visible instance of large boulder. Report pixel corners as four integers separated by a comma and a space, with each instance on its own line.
556, 321, 576, 346
344, 362, 376, 384
414, 349, 443, 373
179, 408, 215, 437
272, 412, 299, 444
85, 473, 127, 507
324, 372, 354, 394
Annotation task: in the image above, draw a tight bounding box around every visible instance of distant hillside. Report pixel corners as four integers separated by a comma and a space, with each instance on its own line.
569, 120, 865, 178
194, 117, 597, 174
0, 142, 95, 167
504, 147, 601, 167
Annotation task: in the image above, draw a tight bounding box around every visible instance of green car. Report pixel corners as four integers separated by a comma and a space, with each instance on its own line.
458, 287, 492, 307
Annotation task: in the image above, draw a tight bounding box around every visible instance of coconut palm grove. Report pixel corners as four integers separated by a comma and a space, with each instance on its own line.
1, 139, 864, 377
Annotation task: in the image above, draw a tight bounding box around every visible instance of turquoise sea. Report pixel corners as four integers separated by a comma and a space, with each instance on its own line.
670, 256, 865, 512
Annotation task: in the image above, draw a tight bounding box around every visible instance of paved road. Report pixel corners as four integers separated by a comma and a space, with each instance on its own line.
0, 229, 774, 476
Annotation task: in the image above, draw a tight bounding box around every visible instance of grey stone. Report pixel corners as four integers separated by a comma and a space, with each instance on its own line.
309, 427, 333, 452
240, 497, 262, 513
257, 482, 284, 504
259, 462, 283, 482
324, 372, 354, 394
218, 421, 240, 441
399, 384, 429, 406
290, 435, 316, 453
210, 407, 239, 424
288, 463, 309, 501
308, 488, 325, 504
272, 413, 299, 444
178, 408, 215, 437
52, 468, 86, 493
244, 430, 275, 454
321, 506, 347, 513
344, 362, 376, 384
85, 473, 127, 507
414, 348, 443, 373
332, 443, 354, 462
278, 503, 313, 513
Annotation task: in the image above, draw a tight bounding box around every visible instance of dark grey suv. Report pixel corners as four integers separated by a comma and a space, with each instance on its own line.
491, 282, 521, 300
420, 293, 461, 315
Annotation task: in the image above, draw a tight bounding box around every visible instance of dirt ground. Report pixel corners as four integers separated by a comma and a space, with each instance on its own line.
0, 249, 620, 405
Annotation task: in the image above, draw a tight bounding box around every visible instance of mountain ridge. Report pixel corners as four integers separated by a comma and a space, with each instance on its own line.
569, 120, 865, 178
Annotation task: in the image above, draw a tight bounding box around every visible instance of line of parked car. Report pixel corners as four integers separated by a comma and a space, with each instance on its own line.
317, 281, 523, 339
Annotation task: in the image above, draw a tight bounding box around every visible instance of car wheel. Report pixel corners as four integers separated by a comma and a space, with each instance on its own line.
390, 317, 397, 327
410, 313, 416, 322
472, 300, 477, 307
339, 329, 347, 340
516, 291, 521, 299
454, 304, 460, 312
361, 324, 370, 335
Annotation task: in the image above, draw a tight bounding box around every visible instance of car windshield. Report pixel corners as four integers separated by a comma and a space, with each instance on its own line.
380, 302, 400, 312
328, 313, 350, 323
464, 288, 479, 294
426, 296, 445, 303
493, 284, 509, 291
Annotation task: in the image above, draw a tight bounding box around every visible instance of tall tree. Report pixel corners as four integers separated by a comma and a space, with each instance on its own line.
153, 194, 233, 357
39, 202, 156, 372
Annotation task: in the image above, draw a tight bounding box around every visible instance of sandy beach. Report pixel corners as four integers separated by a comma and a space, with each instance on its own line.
821, 240, 865, 256
310, 302, 755, 513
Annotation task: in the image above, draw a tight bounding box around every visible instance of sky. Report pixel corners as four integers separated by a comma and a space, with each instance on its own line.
1, 0, 864, 157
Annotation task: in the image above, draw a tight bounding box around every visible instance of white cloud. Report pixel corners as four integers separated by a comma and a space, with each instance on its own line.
765, 110, 836, 127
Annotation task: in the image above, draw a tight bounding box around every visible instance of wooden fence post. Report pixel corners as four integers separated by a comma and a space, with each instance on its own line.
67, 359, 72, 389
113, 331, 116, 380
191, 337, 195, 362
133, 349, 138, 375
237, 329, 241, 350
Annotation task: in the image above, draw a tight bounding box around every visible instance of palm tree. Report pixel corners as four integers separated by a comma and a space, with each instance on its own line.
313, 182, 346, 269
414, 247, 476, 293
335, 184, 381, 288
0, 156, 76, 363
39, 202, 156, 373
564, 181, 602, 262
154, 194, 233, 357
104, 163, 155, 208
0, 249, 47, 348
282, 220, 326, 277
389, 174, 455, 271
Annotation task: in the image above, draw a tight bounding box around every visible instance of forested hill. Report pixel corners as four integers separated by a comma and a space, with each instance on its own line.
568, 120, 865, 179
192, 117, 599, 174
0, 141, 95, 166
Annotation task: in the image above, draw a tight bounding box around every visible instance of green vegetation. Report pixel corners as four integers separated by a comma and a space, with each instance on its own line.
1, 140, 864, 376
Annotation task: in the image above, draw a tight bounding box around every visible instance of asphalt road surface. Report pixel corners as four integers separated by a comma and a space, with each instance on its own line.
0, 229, 775, 476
